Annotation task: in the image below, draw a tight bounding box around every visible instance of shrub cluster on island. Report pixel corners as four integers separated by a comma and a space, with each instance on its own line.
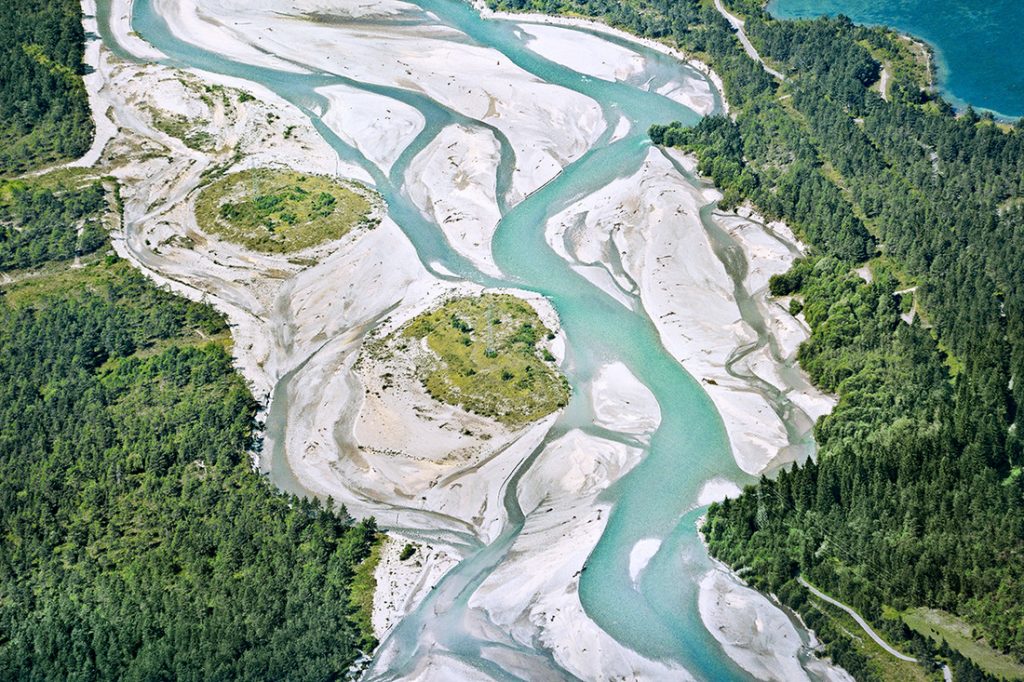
194, 167, 380, 254
402, 293, 569, 427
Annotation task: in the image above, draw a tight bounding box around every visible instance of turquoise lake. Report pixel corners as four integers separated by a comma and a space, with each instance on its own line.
768, 0, 1024, 119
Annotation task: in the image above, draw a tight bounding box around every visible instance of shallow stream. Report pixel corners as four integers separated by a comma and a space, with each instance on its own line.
100, 1, 827, 678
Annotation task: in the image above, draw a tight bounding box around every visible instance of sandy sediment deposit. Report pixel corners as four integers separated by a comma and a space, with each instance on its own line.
157, 0, 606, 201
468, 429, 692, 680
545, 146, 833, 475
697, 477, 744, 506
372, 535, 461, 640
68, 1, 120, 170
699, 569, 856, 682
518, 22, 647, 83
107, 0, 166, 61
406, 124, 504, 277
516, 22, 717, 115
321, 286, 567, 546
316, 84, 426, 176
478, 1, 728, 116
463, 372, 679, 679
591, 361, 661, 439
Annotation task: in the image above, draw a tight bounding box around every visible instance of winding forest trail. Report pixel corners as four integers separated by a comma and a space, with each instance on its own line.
799, 577, 916, 662
713, 0, 786, 81
801, 579, 954, 679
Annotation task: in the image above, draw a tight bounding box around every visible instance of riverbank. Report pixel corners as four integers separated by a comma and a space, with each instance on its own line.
692, 515, 855, 682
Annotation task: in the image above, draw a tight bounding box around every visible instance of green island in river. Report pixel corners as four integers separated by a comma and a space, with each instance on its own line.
195, 167, 379, 254
401, 293, 569, 427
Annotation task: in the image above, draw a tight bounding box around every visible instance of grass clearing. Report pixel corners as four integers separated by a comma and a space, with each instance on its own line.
194, 167, 377, 253
402, 293, 569, 427
903, 608, 1024, 680
348, 533, 384, 651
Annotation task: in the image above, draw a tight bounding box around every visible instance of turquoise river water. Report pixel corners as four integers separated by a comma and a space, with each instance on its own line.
99, 0, 833, 679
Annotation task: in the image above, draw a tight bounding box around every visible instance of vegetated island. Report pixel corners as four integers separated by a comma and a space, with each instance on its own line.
487, 0, 1024, 676
194, 167, 380, 253
401, 293, 570, 427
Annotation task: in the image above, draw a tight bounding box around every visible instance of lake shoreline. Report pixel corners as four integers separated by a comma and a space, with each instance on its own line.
767, 0, 1023, 121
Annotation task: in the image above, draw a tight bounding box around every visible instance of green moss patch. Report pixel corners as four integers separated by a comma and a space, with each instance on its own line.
403, 293, 569, 427
194, 167, 377, 253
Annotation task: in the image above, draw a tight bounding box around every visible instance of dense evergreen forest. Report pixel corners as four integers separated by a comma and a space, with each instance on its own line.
0, 177, 381, 680
0, 0, 94, 174
0, 5, 382, 667
0, 175, 108, 270
491, 0, 1024, 677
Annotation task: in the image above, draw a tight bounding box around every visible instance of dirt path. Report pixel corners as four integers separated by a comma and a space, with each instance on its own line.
799, 577, 918, 662
713, 0, 786, 81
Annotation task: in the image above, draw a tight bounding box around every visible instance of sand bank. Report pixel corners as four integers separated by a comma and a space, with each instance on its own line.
700, 569, 852, 682
591, 361, 661, 438
517, 22, 647, 83
161, 0, 607, 201
476, 0, 728, 115
545, 146, 833, 475
514, 20, 716, 114
405, 124, 503, 276
316, 84, 426, 175
70, 1, 120, 169
469, 429, 691, 680
371, 535, 462, 641
107, 0, 166, 61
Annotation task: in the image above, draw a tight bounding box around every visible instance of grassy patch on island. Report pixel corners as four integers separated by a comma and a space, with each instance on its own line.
194, 167, 377, 253
402, 293, 569, 427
